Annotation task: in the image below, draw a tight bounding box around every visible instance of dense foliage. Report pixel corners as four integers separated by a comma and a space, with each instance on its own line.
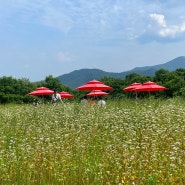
1, 68, 185, 103
100, 68, 185, 99
0, 75, 76, 104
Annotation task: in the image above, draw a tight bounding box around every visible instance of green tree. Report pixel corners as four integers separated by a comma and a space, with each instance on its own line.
101, 77, 126, 98
165, 74, 185, 97
154, 69, 170, 84
125, 73, 149, 85
44, 75, 63, 90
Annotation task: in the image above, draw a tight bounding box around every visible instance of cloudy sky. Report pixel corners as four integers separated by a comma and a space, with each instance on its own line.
1, 0, 185, 81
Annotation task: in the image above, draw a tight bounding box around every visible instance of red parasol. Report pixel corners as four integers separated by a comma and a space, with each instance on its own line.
133, 81, 167, 92
86, 90, 108, 97
28, 87, 54, 96
86, 80, 104, 84
59, 91, 74, 98
123, 82, 142, 92
76, 80, 113, 91
144, 81, 157, 85
35, 87, 50, 90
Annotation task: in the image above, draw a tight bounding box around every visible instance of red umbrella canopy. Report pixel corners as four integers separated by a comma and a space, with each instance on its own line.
76, 83, 113, 91
123, 82, 142, 92
36, 87, 50, 90
76, 80, 113, 91
28, 87, 54, 96
143, 81, 157, 85
86, 80, 103, 84
133, 81, 167, 92
86, 90, 108, 97
59, 91, 74, 98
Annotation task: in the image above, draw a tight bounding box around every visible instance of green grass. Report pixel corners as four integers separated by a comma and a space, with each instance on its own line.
0, 98, 185, 184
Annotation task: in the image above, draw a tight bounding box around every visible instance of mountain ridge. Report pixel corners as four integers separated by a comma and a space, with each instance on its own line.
58, 56, 185, 89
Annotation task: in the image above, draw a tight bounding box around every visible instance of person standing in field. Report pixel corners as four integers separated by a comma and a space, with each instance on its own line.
97, 96, 106, 106
89, 97, 96, 106
33, 98, 39, 106
51, 90, 62, 104
81, 96, 88, 104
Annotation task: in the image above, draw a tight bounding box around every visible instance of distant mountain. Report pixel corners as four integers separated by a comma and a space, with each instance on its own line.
131, 56, 185, 72
58, 56, 185, 89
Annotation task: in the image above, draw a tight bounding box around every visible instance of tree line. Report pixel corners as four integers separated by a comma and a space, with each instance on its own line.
1, 68, 185, 104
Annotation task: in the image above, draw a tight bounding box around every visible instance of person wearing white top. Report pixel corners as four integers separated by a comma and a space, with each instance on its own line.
97, 97, 106, 106
51, 90, 62, 104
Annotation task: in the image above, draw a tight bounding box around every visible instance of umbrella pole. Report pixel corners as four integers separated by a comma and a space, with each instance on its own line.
42, 94, 44, 104
135, 92, 138, 99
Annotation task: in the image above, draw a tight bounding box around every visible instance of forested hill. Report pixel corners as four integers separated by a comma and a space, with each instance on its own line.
58, 56, 185, 89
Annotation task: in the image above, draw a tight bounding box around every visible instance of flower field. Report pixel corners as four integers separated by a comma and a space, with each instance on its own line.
0, 98, 185, 184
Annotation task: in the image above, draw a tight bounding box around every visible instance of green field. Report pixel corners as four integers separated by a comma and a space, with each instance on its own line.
0, 98, 185, 185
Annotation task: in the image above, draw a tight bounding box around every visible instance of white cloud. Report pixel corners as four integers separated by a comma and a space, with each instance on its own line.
150, 13, 166, 27
2, 0, 185, 42
159, 23, 185, 37
0, 0, 154, 40
150, 13, 185, 38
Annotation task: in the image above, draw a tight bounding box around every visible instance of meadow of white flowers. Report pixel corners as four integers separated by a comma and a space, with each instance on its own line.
0, 98, 185, 184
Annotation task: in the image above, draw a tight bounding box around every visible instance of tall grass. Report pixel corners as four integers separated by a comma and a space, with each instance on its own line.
0, 98, 185, 184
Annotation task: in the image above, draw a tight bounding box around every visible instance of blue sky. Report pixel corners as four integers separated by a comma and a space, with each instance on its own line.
1, 0, 185, 82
